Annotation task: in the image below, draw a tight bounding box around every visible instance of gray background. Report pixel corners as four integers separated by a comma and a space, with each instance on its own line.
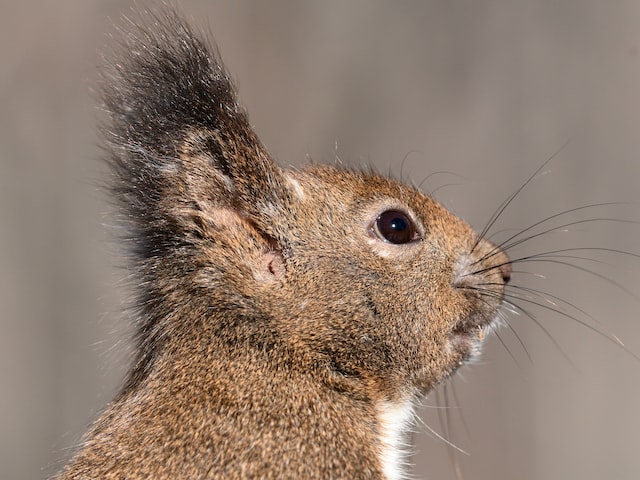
2, 1, 640, 479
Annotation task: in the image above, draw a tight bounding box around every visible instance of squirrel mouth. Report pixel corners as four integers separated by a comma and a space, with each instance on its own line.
449, 313, 497, 354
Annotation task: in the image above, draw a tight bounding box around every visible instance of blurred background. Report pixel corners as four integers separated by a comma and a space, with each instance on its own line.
2, 1, 640, 479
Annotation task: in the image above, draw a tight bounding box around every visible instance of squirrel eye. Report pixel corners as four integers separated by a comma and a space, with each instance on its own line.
373, 210, 419, 244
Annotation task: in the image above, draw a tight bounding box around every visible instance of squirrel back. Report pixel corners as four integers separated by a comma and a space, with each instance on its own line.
55, 11, 510, 479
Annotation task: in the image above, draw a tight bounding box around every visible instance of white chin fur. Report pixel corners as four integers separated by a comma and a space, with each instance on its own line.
377, 399, 415, 480
448, 312, 507, 362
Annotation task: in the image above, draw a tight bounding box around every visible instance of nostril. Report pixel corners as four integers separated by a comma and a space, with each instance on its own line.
499, 261, 512, 284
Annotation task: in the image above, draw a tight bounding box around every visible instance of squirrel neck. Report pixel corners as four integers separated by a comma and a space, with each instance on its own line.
65, 332, 414, 479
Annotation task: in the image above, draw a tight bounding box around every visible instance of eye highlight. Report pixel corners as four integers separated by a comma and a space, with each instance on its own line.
373, 209, 420, 244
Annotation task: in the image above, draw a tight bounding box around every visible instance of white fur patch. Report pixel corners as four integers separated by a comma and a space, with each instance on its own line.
366, 238, 393, 258
286, 175, 305, 199
377, 400, 415, 480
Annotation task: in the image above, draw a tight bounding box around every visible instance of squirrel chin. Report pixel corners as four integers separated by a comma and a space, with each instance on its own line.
449, 323, 494, 360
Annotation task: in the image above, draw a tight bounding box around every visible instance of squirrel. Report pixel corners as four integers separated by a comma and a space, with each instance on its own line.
54, 10, 511, 480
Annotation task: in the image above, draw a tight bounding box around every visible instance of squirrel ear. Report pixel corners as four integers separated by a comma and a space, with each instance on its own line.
103, 11, 291, 246
179, 122, 292, 236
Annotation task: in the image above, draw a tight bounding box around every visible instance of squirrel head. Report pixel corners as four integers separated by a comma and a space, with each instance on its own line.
103, 12, 510, 406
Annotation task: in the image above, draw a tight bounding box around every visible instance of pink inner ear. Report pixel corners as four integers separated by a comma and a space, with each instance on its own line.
260, 252, 286, 282
202, 206, 285, 283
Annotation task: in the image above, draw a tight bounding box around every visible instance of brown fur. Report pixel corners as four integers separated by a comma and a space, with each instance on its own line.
54, 10, 510, 479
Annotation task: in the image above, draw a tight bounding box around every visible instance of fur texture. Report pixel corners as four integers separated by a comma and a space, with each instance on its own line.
55, 11, 511, 479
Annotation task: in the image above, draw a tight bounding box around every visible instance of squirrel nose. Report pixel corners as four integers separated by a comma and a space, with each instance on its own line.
499, 261, 512, 284
494, 251, 512, 284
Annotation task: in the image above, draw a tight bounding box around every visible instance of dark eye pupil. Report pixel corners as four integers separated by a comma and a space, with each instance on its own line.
389, 217, 407, 232
375, 210, 417, 244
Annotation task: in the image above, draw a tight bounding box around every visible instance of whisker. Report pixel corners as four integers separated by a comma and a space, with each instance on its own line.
498, 310, 533, 364
423, 423, 469, 456
486, 227, 528, 242
470, 193, 518, 256
417, 170, 465, 191
434, 388, 454, 478
492, 321, 526, 369
497, 218, 639, 258
400, 150, 421, 184
469, 139, 571, 255
434, 387, 447, 444
505, 283, 606, 331
429, 182, 465, 197
460, 286, 579, 370
450, 382, 470, 438
418, 404, 459, 410
415, 405, 470, 456
502, 297, 581, 371
500, 291, 639, 361
466, 247, 640, 289
443, 384, 464, 480
533, 247, 640, 262
499, 281, 625, 349
476, 202, 631, 264
473, 293, 531, 365
506, 269, 548, 279
513, 256, 640, 304
480, 282, 595, 322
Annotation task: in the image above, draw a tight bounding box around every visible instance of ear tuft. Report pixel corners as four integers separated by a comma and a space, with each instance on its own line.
102, 10, 292, 258
103, 10, 241, 157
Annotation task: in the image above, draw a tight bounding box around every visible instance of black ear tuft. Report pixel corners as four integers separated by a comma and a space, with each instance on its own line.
102, 10, 291, 259
103, 11, 240, 157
